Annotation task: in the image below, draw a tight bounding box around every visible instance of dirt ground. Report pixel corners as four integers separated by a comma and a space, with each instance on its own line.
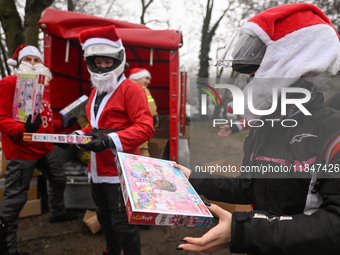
17, 209, 239, 255
16, 124, 247, 255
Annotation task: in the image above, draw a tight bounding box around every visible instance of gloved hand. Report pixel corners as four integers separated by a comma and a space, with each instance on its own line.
78, 133, 115, 153
24, 114, 42, 133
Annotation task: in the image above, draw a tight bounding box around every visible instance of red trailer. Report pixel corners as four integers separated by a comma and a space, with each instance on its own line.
38, 8, 188, 163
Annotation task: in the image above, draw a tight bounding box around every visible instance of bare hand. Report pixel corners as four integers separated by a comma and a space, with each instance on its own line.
217, 124, 232, 137
173, 163, 192, 179
177, 203, 232, 252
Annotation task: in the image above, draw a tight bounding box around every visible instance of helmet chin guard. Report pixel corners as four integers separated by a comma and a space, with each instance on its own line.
90, 71, 114, 81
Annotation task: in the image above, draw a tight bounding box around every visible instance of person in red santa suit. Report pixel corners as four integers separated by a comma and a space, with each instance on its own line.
75, 25, 154, 255
176, 3, 340, 254
0, 45, 78, 255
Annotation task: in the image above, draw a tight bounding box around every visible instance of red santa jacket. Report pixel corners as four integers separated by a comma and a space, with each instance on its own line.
80, 76, 154, 183
0, 75, 58, 160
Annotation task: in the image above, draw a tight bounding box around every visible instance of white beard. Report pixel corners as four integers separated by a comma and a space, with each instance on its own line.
91, 71, 118, 94
14, 62, 52, 85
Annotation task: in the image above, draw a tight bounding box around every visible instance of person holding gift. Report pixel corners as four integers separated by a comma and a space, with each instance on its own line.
176, 3, 340, 254
75, 25, 154, 255
0, 45, 78, 255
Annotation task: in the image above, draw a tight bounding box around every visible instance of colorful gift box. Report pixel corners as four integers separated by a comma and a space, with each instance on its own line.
115, 152, 213, 227
23, 133, 92, 144
59, 95, 88, 128
12, 73, 45, 123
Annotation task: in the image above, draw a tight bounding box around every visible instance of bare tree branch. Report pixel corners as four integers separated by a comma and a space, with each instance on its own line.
104, 0, 116, 17
0, 0, 23, 54
140, 0, 154, 25
145, 19, 168, 25
23, 0, 54, 47
68, 0, 75, 11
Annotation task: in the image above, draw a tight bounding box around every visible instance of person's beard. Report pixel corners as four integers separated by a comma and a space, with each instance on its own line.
15, 62, 52, 85
91, 71, 118, 94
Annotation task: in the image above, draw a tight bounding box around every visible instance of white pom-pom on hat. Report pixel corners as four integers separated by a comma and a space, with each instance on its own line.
7, 58, 18, 67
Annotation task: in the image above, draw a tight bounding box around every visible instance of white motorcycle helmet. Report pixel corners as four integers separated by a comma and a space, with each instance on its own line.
84, 43, 126, 81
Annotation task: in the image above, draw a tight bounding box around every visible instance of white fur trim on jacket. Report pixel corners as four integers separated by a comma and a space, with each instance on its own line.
89, 75, 126, 184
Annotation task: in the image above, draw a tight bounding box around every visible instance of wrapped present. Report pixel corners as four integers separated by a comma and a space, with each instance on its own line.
60, 95, 88, 128
12, 73, 45, 123
115, 152, 213, 228
23, 133, 92, 144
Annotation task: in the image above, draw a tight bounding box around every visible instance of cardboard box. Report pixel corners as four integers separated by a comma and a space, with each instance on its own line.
148, 129, 170, 158
148, 138, 168, 158
202, 160, 252, 213
115, 152, 213, 227
83, 210, 101, 234
27, 176, 38, 200
12, 73, 45, 123
1, 152, 6, 177
0, 175, 40, 218
19, 197, 41, 218
59, 95, 88, 128
23, 133, 92, 144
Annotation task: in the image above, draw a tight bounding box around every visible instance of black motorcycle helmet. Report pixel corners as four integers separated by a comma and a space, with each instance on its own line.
216, 28, 267, 74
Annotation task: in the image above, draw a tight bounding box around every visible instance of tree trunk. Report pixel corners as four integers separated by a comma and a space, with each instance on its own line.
68, 0, 75, 11
140, 0, 153, 25
198, 0, 230, 78
24, 0, 54, 47
198, 0, 213, 79
0, 0, 23, 54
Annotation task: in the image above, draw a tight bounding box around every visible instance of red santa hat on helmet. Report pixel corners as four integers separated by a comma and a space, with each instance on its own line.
128, 68, 151, 80
233, 3, 340, 120
7, 45, 43, 67
79, 25, 122, 50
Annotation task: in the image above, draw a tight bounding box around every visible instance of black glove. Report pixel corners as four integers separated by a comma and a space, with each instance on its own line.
24, 114, 42, 133
78, 133, 115, 153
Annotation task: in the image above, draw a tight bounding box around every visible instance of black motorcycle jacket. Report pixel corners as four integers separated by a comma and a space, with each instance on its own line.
190, 92, 340, 255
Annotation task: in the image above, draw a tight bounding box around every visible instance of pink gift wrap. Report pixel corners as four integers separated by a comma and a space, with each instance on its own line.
12, 73, 45, 123
115, 152, 213, 227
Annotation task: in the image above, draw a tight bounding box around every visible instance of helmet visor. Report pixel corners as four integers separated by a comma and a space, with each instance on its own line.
86, 49, 124, 74
216, 28, 266, 67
